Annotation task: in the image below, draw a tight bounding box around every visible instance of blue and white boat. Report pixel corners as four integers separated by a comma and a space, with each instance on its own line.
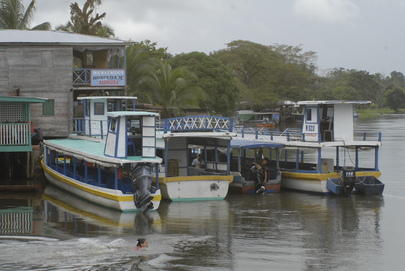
41, 110, 162, 212
234, 101, 383, 195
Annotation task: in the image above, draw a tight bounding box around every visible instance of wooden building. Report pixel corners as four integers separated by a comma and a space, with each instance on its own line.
0, 30, 127, 138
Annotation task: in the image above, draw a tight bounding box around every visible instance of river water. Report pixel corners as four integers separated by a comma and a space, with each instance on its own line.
0, 115, 404, 270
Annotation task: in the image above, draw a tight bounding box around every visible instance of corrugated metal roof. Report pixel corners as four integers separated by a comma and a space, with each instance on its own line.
0, 30, 126, 46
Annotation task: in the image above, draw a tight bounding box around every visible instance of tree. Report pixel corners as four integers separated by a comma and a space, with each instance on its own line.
57, 0, 114, 37
140, 60, 202, 117
0, 0, 50, 30
317, 68, 384, 105
212, 40, 317, 109
170, 52, 240, 116
126, 40, 171, 100
384, 87, 405, 112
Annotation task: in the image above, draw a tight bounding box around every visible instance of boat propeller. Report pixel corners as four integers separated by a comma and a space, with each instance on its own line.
128, 164, 154, 211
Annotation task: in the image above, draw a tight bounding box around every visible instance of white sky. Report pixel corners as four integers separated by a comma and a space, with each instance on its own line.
30, 0, 405, 75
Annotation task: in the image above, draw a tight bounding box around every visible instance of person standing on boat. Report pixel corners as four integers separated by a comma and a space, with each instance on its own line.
250, 158, 269, 193
192, 154, 205, 168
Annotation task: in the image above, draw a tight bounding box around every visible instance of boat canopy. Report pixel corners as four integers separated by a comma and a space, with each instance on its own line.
231, 139, 284, 149
297, 100, 371, 106
107, 111, 159, 117
77, 96, 137, 100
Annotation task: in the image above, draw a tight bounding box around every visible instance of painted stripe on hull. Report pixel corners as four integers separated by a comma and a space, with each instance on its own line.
41, 161, 161, 212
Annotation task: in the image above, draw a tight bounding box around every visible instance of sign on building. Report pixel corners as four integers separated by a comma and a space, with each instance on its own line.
90, 69, 126, 87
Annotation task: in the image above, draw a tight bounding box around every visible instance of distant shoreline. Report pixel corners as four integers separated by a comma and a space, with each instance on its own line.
357, 108, 405, 119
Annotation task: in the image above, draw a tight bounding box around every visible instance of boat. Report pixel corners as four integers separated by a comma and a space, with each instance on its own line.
233, 100, 383, 195
41, 110, 162, 212
236, 110, 280, 128
229, 139, 284, 194
354, 176, 385, 195
157, 115, 235, 201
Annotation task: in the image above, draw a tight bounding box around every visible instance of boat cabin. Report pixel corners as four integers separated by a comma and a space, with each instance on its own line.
74, 96, 137, 138
298, 100, 371, 142
104, 111, 158, 159
162, 115, 234, 177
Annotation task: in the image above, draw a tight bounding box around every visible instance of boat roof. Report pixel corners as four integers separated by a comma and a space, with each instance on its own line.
77, 96, 137, 101
238, 111, 279, 115
44, 138, 161, 167
107, 111, 159, 118
163, 131, 235, 139
231, 139, 284, 149
0, 96, 47, 103
0, 30, 126, 46
297, 100, 371, 106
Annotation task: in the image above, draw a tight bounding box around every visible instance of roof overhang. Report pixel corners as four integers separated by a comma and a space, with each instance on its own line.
0, 96, 47, 103
297, 100, 372, 106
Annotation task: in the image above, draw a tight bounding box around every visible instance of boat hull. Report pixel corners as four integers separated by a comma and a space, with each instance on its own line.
354, 176, 385, 195
41, 160, 161, 212
159, 175, 232, 201
229, 174, 281, 194
282, 170, 382, 194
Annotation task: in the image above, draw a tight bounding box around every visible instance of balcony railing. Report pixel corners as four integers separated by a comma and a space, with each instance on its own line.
0, 122, 31, 146
73, 68, 126, 87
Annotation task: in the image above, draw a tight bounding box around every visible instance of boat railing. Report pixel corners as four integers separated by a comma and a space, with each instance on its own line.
235, 126, 304, 141
72, 118, 108, 138
0, 122, 31, 146
354, 131, 382, 142
163, 115, 233, 133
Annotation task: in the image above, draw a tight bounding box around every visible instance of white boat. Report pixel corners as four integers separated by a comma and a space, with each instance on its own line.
41, 110, 162, 212
158, 116, 235, 201
233, 100, 383, 195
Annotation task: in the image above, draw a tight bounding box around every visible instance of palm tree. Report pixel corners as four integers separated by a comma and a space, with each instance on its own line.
141, 60, 203, 118
0, 0, 50, 30
57, 0, 114, 38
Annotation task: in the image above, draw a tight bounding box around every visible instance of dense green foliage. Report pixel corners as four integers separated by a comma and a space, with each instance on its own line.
0, 0, 50, 30
170, 52, 240, 115
125, 39, 405, 115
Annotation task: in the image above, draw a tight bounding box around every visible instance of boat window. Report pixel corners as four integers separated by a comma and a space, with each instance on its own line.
84, 100, 90, 117
94, 102, 104, 115
306, 108, 312, 121
109, 118, 117, 132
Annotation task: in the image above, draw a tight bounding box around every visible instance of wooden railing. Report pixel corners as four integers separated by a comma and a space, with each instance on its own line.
0, 122, 31, 145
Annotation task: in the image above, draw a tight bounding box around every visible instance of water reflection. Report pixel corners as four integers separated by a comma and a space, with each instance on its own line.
42, 185, 161, 236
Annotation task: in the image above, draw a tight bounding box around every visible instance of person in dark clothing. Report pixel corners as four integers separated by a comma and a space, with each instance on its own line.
136, 238, 149, 249
250, 158, 269, 193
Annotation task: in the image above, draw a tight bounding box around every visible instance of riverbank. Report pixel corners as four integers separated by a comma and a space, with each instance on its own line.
357, 107, 405, 119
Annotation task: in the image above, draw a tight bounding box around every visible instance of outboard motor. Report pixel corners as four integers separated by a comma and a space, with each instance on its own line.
341, 167, 356, 195
129, 164, 154, 211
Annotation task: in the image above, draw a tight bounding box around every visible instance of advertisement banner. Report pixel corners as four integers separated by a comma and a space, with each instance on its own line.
90, 69, 126, 87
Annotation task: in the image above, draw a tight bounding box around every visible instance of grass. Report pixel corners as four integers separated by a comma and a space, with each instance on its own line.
357, 107, 405, 119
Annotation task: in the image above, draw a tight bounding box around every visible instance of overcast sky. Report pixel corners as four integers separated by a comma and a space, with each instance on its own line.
30, 0, 405, 75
